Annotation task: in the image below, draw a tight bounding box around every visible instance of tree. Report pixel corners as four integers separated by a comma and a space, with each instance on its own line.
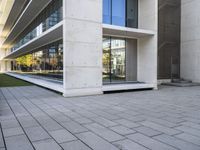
16, 54, 33, 67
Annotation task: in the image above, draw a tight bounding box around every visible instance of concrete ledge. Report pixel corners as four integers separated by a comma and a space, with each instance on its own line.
63, 88, 103, 97
158, 79, 171, 85
6, 72, 64, 93
5, 73, 155, 96
102, 83, 155, 92
162, 82, 200, 87
103, 24, 155, 39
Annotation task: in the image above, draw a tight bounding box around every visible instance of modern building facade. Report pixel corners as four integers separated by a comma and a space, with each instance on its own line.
0, 0, 175, 97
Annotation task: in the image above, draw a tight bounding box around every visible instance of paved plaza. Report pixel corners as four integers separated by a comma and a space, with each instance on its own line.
0, 85, 200, 150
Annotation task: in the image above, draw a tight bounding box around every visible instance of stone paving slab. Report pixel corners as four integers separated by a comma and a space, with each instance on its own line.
154, 134, 200, 150
109, 125, 136, 136
5, 135, 34, 150
32, 139, 62, 150
49, 129, 77, 144
113, 139, 148, 150
2, 127, 24, 138
1, 85, 200, 150
0, 128, 4, 148
61, 140, 91, 150
127, 133, 177, 150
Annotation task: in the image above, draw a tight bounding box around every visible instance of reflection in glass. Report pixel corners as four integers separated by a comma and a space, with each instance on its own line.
127, 0, 138, 28
103, 37, 126, 83
103, 37, 111, 83
13, 40, 63, 81
103, 0, 111, 24
103, 0, 138, 28
111, 38, 125, 82
112, 0, 125, 26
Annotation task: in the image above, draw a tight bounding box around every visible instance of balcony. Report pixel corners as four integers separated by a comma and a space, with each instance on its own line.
2, 0, 52, 47
4, 21, 63, 59
103, 24, 155, 39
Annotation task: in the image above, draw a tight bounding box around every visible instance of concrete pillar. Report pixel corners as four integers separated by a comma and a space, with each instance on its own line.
0, 60, 5, 72
6, 60, 11, 72
181, 0, 200, 82
126, 39, 137, 81
0, 48, 6, 72
137, 0, 158, 89
63, 0, 103, 97
0, 60, 11, 72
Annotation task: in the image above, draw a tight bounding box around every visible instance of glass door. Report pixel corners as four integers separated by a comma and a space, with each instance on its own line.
103, 37, 126, 84
111, 38, 126, 83
103, 37, 111, 83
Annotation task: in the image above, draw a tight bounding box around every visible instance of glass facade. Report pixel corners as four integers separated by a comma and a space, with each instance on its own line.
103, 0, 111, 24
103, 37, 126, 83
11, 0, 63, 52
112, 0, 126, 26
103, 0, 138, 28
12, 40, 63, 81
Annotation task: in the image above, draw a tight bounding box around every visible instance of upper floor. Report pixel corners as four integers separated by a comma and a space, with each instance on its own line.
0, 0, 157, 59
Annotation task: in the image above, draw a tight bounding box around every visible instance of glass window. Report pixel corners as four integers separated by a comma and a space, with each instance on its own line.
102, 0, 138, 28
111, 38, 126, 82
103, 37, 111, 83
103, 37, 126, 83
127, 0, 138, 28
112, 0, 125, 26
103, 0, 111, 24
13, 40, 63, 81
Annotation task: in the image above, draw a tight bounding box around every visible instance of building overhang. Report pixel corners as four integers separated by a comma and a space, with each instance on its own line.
4, 21, 63, 59
0, 0, 15, 37
103, 24, 155, 39
1, 0, 28, 38
2, 0, 52, 47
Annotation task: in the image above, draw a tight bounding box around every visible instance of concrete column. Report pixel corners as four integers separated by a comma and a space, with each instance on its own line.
0, 60, 5, 72
137, 0, 158, 89
63, 0, 103, 97
0, 48, 6, 72
181, 0, 200, 82
0, 60, 11, 72
6, 60, 11, 71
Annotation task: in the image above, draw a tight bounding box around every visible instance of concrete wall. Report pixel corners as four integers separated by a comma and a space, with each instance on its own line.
0, 60, 5, 72
181, 0, 200, 82
137, 0, 158, 88
0, 36, 11, 72
0, 46, 5, 72
63, 0, 103, 97
0, 60, 11, 72
126, 39, 137, 81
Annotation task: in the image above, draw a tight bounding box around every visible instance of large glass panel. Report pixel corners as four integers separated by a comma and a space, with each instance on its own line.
12, 40, 63, 81
112, 0, 125, 26
103, 37, 111, 83
103, 0, 111, 24
103, 37, 126, 84
127, 0, 138, 28
111, 38, 126, 82
102, 0, 138, 28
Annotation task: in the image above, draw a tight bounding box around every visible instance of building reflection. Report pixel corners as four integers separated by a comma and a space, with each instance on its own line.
12, 40, 63, 81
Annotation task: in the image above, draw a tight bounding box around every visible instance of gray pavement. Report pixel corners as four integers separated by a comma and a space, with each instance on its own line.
0, 85, 200, 150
